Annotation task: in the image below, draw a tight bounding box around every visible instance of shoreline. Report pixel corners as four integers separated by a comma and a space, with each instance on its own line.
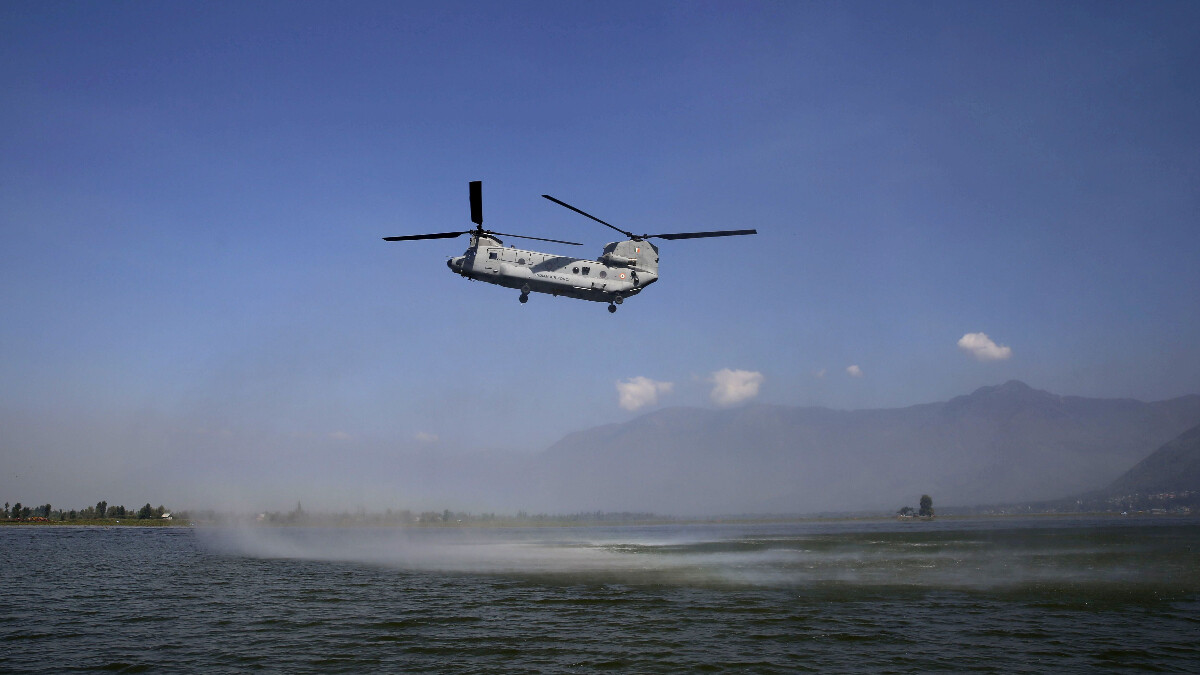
1, 519, 189, 527
4, 511, 1194, 530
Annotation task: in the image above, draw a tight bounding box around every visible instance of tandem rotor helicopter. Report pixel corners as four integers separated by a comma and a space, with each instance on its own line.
384, 181, 756, 312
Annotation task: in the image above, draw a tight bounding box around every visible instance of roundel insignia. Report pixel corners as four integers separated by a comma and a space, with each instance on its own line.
619, 273, 626, 279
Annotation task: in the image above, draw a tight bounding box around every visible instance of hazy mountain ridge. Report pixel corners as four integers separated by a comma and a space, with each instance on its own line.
973, 423, 1200, 514
1106, 423, 1200, 495
530, 381, 1200, 514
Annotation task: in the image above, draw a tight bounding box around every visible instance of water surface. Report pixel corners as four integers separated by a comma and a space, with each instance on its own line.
2, 516, 1197, 672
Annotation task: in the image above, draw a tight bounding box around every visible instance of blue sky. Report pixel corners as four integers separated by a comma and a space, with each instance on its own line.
3, 1, 1198, 510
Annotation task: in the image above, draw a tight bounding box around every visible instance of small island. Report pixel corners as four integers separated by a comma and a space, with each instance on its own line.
897, 494, 935, 520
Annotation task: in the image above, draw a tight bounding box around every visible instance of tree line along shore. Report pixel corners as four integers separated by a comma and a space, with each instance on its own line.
2, 501, 186, 525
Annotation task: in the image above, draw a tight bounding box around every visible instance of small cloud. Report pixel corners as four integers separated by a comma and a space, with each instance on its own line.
327, 431, 353, 441
846, 365, 863, 378
617, 376, 674, 411
958, 332, 1013, 361
814, 369, 827, 379
709, 369, 764, 406
414, 431, 439, 443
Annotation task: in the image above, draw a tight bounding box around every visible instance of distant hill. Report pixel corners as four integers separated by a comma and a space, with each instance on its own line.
526, 381, 1200, 515
1106, 423, 1200, 495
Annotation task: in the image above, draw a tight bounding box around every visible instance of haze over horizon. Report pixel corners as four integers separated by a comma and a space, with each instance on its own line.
3, 2, 1199, 512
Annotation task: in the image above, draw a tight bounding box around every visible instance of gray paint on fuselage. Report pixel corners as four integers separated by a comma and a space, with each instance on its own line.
448, 236, 658, 303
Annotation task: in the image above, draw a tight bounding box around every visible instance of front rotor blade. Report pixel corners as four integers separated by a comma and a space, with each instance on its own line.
470, 181, 483, 226
542, 195, 634, 238
491, 231, 582, 246
383, 231, 470, 241
649, 229, 758, 240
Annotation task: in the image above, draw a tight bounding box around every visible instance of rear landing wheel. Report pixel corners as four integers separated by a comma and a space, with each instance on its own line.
608, 303, 617, 313
519, 293, 529, 304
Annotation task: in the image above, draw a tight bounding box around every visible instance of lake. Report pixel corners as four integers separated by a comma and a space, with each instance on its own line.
2, 516, 1197, 673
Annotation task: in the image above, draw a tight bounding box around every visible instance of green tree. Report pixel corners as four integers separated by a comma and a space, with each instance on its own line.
897, 506, 915, 516
919, 494, 934, 517
138, 503, 154, 519
11, 502, 22, 520
21, 506, 31, 519
96, 501, 108, 519
3, 502, 8, 518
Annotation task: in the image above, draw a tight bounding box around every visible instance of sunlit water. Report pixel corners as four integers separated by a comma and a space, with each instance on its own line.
2, 517, 1198, 672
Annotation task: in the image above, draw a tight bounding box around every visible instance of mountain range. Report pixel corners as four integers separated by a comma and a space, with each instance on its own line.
1105, 422, 1200, 496
525, 381, 1200, 514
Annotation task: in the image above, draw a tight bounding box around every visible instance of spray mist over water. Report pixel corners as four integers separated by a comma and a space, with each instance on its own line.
195, 518, 1200, 592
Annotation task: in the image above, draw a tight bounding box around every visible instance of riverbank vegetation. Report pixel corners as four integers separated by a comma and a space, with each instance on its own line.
2, 500, 188, 525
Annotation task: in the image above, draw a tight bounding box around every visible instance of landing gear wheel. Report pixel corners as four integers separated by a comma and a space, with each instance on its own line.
614, 295, 624, 305
608, 303, 617, 313
519, 293, 529, 304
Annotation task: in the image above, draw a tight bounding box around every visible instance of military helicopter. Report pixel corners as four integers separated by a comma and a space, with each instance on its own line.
384, 181, 756, 312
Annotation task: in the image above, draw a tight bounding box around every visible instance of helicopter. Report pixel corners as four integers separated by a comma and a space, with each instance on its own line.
383, 181, 756, 312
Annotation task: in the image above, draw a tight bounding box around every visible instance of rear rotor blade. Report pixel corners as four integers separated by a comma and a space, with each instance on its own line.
470, 181, 482, 226
383, 231, 470, 241
491, 231, 582, 246
648, 229, 758, 240
542, 195, 634, 239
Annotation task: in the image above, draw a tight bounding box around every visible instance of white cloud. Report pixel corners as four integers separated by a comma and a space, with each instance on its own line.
814, 369, 827, 379
846, 364, 863, 378
414, 431, 439, 443
709, 369, 764, 406
958, 332, 1013, 361
616, 377, 674, 411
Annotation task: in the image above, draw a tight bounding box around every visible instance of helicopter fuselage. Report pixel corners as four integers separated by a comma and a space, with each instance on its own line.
448, 234, 659, 304
384, 181, 753, 311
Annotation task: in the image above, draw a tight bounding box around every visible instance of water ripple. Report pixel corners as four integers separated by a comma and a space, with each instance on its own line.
1, 518, 1198, 673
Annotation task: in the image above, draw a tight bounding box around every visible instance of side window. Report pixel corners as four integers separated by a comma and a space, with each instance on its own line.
582, 266, 590, 276
599, 270, 607, 279
517, 258, 526, 265
489, 251, 498, 259
572, 266, 580, 274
